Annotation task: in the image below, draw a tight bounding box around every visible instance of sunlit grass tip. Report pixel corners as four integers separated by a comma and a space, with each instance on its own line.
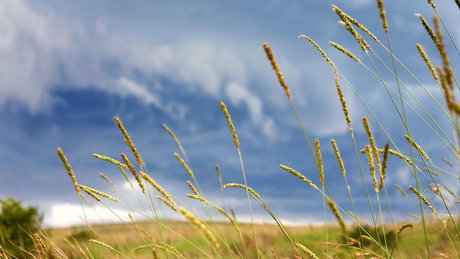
365, 145, 378, 194
315, 138, 325, 185
163, 124, 186, 156
377, 0, 388, 33
405, 135, 431, 162
79, 184, 118, 202
219, 101, 240, 149
279, 164, 319, 190
223, 183, 262, 200
327, 199, 348, 236
160, 242, 186, 259
416, 43, 438, 81
100, 173, 118, 191
409, 186, 437, 215
114, 117, 144, 167
215, 164, 224, 191
93, 154, 128, 169
295, 243, 319, 259
363, 116, 381, 173
174, 153, 194, 178
331, 139, 346, 175
187, 180, 199, 196
90, 239, 118, 252
329, 41, 361, 63
380, 142, 390, 190
121, 152, 146, 194
298, 35, 335, 67
334, 75, 352, 131
157, 196, 178, 212
263, 42, 291, 99
414, 14, 438, 47
57, 147, 80, 195
178, 207, 220, 250
332, 4, 380, 43
141, 172, 176, 207
33, 233, 48, 259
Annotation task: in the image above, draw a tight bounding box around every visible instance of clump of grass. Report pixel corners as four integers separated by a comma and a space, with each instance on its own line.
12, 1, 460, 258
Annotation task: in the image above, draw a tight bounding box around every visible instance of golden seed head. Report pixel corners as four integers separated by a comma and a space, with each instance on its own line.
405, 135, 431, 162
215, 164, 223, 191
79, 184, 118, 202
161, 242, 186, 259
187, 180, 200, 196
156, 196, 178, 212
298, 35, 335, 67
415, 14, 438, 46
178, 208, 220, 250
93, 154, 128, 169
295, 243, 319, 259
426, 0, 436, 9
121, 152, 146, 194
223, 183, 262, 200
327, 199, 347, 235
230, 207, 237, 221
329, 42, 361, 63
33, 234, 49, 259
220, 101, 240, 149
174, 153, 194, 178
377, 0, 388, 33
90, 239, 115, 251
335, 75, 352, 129
279, 164, 318, 190
114, 117, 144, 167
331, 139, 346, 176
339, 19, 370, 51
163, 124, 186, 156
365, 145, 378, 194
409, 186, 437, 214
57, 147, 80, 194
332, 5, 380, 43
455, 0, 460, 10
397, 223, 414, 235
263, 43, 291, 99
433, 16, 453, 91
379, 142, 390, 190
141, 172, 176, 207
315, 138, 325, 185
416, 43, 438, 81
100, 173, 118, 191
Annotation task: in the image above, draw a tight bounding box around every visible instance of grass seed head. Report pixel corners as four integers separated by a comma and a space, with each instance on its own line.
416, 43, 438, 81
377, 0, 388, 33
57, 147, 80, 195
329, 41, 361, 63
174, 153, 194, 178
263, 43, 291, 99
279, 164, 319, 190
298, 35, 335, 67
315, 138, 325, 185
121, 152, 146, 194
114, 117, 144, 167
331, 139, 346, 176
220, 101, 240, 149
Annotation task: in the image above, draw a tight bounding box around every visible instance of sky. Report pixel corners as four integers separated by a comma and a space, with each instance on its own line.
1, 0, 460, 228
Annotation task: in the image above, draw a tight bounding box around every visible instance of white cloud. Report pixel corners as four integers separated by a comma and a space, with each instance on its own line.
45, 203, 130, 227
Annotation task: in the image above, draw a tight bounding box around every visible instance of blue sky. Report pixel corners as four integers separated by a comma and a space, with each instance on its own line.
1, 0, 459, 227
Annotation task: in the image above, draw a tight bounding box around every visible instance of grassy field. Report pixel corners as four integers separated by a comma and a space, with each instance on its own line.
2, 0, 460, 258
45, 218, 456, 258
